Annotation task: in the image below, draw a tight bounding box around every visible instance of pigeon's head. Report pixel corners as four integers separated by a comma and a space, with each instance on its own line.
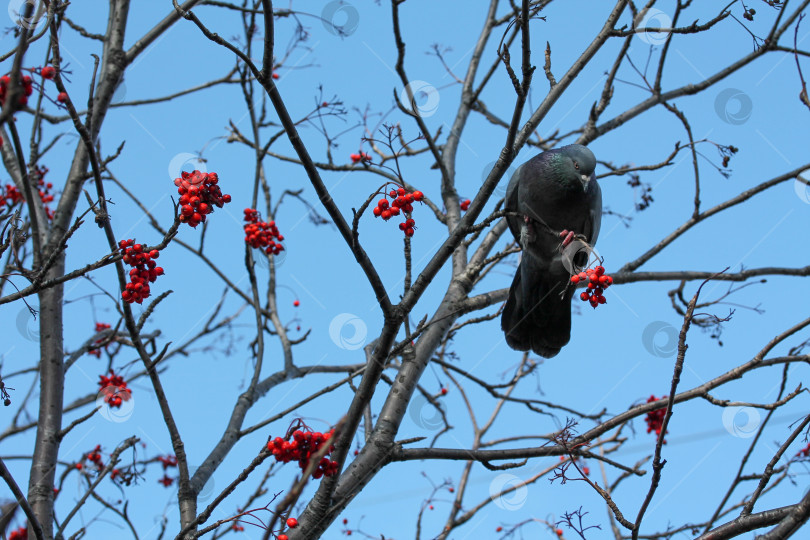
560, 144, 596, 190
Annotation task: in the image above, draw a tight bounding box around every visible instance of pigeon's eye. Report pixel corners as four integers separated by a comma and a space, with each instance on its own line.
573, 161, 579, 170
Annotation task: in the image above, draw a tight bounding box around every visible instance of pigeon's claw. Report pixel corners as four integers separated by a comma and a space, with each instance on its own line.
559, 229, 576, 248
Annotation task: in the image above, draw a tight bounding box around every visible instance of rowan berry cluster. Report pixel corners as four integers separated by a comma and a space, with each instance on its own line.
84, 444, 105, 471
571, 265, 613, 308
644, 395, 668, 443
119, 239, 163, 304
157, 454, 178, 469
157, 454, 178, 487
0, 73, 33, 107
173, 170, 231, 228
32, 164, 55, 219
1, 165, 57, 218
88, 322, 112, 358
267, 428, 339, 479
243, 208, 285, 255
372, 186, 424, 237
796, 442, 810, 459
460, 198, 471, 211
350, 152, 371, 164
8, 527, 27, 540
1, 183, 23, 206
98, 370, 131, 408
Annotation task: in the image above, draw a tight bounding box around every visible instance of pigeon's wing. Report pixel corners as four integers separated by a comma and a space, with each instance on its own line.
585, 175, 602, 245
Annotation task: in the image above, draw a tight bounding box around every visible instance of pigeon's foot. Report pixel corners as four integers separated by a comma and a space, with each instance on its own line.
559, 229, 576, 248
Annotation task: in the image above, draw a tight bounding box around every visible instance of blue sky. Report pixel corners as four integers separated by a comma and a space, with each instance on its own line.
2, 1, 809, 538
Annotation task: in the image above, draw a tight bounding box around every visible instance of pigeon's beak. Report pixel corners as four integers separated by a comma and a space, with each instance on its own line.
580, 174, 591, 189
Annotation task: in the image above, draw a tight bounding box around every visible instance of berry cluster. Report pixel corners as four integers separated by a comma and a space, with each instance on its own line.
119, 239, 163, 304
743, 6, 756, 21
157, 454, 177, 488
267, 428, 339, 479
32, 164, 55, 219
350, 152, 371, 164
644, 395, 668, 443
88, 322, 112, 357
84, 444, 105, 471
372, 186, 424, 237
571, 265, 613, 308
460, 198, 471, 211
173, 170, 231, 228
243, 208, 285, 255
98, 370, 131, 408
0, 73, 33, 107
8, 527, 27, 540
1, 165, 57, 218
1, 183, 23, 206
796, 442, 810, 459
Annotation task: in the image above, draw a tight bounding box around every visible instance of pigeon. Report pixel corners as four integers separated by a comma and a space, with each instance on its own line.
500, 144, 602, 358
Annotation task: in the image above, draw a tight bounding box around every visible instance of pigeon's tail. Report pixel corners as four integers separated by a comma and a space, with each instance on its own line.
501, 257, 572, 358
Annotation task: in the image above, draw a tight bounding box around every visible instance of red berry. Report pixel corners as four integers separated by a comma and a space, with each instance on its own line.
404, 227, 414, 237
372, 206, 381, 217
286, 517, 299, 528
580, 292, 589, 301
278, 535, 288, 540
381, 210, 391, 220
412, 190, 424, 201
56, 92, 68, 103
293, 300, 300, 307
272, 72, 280, 79
377, 199, 389, 209
440, 387, 447, 395
570, 275, 580, 284
41, 66, 56, 79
